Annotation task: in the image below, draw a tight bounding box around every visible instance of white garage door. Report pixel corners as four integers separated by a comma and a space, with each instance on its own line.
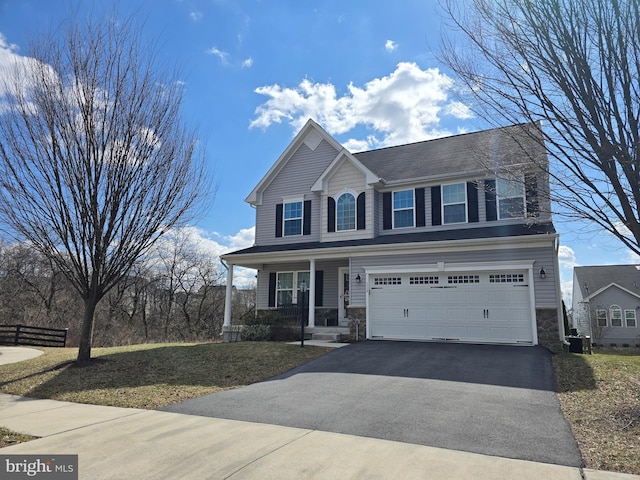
368, 271, 533, 344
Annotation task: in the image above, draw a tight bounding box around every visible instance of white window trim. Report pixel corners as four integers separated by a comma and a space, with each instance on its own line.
392, 189, 415, 229
276, 271, 310, 307
624, 309, 637, 327
610, 305, 623, 327
596, 309, 607, 327
497, 175, 526, 220
282, 197, 304, 237
442, 182, 467, 225
336, 190, 357, 232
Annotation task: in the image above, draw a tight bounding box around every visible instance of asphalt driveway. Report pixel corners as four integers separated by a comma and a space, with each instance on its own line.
162, 341, 583, 467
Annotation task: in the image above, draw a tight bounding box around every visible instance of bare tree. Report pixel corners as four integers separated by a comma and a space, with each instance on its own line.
440, 0, 640, 254
0, 12, 209, 361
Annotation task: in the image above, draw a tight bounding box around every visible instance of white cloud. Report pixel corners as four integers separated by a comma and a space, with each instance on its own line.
558, 245, 577, 304
206, 46, 230, 65
190, 11, 203, 21
385, 40, 398, 52
558, 245, 577, 269
241, 57, 253, 68
150, 225, 256, 287
250, 62, 473, 150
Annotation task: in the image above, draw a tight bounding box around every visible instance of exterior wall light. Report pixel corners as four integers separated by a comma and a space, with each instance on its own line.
539, 267, 546, 279
356, 274, 362, 283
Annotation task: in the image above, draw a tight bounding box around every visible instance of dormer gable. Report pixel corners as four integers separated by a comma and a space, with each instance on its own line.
311, 150, 383, 193
245, 119, 343, 206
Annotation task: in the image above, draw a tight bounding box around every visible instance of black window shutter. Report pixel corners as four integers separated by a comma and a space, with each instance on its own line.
357, 192, 366, 230
467, 182, 479, 223
485, 179, 497, 221
525, 174, 539, 217
382, 192, 392, 230
415, 188, 426, 227
303, 200, 311, 235
327, 197, 336, 232
431, 186, 442, 226
315, 270, 323, 307
268, 272, 277, 307
275, 204, 283, 237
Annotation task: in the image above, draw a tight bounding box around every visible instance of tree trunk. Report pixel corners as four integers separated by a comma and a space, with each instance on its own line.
77, 298, 98, 362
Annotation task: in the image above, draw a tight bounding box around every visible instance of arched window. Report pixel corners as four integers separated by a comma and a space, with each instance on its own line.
610, 305, 622, 327
337, 193, 356, 231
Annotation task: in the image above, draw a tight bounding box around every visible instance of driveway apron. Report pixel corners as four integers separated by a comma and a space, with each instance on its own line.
162, 341, 583, 467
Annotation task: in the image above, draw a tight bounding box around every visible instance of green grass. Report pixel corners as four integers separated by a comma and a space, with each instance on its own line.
0, 342, 330, 409
553, 350, 640, 475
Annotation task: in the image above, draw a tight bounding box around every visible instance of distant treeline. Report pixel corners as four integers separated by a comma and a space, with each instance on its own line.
0, 239, 255, 347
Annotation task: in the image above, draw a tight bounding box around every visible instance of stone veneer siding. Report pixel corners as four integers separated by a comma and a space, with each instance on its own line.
536, 308, 562, 353
348, 307, 367, 341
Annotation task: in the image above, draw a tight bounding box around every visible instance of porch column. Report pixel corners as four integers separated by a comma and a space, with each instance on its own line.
308, 259, 316, 328
223, 263, 234, 328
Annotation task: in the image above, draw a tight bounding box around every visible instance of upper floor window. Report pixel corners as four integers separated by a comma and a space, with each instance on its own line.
610, 305, 622, 327
393, 190, 415, 228
337, 193, 356, 231
442, 183, 467, 224
497, 177, 525, 219
283, 201, 303, 236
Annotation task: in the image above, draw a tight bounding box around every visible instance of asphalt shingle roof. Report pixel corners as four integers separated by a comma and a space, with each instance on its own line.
226, 222, 556, 257
574, 265, 640, 298
353, 122, 547, 182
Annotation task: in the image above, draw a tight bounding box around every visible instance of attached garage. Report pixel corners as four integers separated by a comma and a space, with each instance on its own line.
367, 267, 536, 345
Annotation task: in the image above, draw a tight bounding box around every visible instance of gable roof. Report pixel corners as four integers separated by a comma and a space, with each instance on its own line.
353, 122, 547, 184
310, 150, 382, 192
245, 119, 343, 206
574, 265, 640, 300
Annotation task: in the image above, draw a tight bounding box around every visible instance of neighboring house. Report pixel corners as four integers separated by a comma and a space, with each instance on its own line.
572, 265, 640, 347
222, 119, 564, 351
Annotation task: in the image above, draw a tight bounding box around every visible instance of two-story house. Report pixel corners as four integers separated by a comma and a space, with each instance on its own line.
222, 119, 564, 351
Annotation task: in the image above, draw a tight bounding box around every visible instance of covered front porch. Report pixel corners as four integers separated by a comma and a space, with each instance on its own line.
221, 250, 366, 341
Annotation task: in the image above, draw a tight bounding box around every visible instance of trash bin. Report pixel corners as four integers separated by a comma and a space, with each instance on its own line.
568, 336, 583, 353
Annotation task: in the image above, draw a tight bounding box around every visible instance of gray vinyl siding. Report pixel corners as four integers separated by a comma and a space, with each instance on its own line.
375, 176, 549, 237
256, 259, 348, 309
587, 288, 640, 345
348, 245, 558, 308
254, 139, 338, 246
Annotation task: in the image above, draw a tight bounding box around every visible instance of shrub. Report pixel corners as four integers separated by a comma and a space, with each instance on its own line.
242, 324, 271, 341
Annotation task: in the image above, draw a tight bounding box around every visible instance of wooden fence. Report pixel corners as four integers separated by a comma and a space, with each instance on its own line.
0, 324, 68, 348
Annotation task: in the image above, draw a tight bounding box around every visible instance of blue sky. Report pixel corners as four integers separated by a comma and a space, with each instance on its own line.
0, 0, 637, 301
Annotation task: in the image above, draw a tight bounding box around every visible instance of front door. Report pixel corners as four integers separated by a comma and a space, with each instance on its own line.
338, 267, 350, 326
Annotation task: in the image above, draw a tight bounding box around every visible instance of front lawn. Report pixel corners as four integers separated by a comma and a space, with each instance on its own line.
553, 350, 640, 475
0, 342, 330, 409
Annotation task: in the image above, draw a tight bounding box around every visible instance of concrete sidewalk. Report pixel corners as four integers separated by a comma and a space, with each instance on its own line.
0, 346, 44, 365
1, 394, 638, 480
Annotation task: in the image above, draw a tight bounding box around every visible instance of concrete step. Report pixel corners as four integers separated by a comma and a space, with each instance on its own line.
312, 332, 341, 341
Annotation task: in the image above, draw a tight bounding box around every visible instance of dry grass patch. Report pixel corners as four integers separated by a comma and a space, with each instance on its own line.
0, 427, 37, 448
0, 342, 330, 409
553, 350, 640, 475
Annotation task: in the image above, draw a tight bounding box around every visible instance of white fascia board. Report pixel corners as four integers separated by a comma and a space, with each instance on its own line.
245, 119, 344, 206
222, 233, 558, 267
583, 282, 640, 302
363, 260, 535, 275
311, 149, 382, 193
